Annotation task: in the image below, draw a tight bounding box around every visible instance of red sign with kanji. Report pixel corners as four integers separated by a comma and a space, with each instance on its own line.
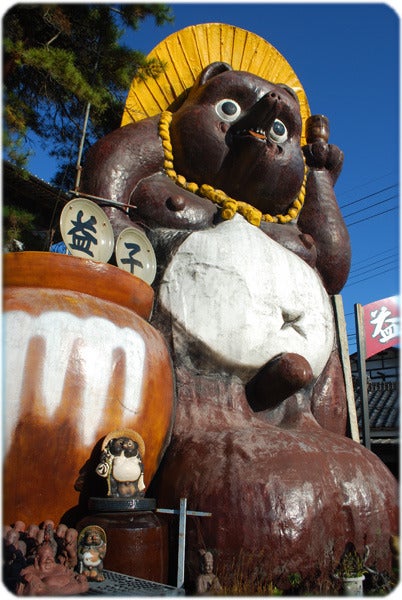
363, 295, 400, 359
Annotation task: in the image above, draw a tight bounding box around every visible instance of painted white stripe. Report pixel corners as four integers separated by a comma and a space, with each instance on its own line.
4, 310, 146, 451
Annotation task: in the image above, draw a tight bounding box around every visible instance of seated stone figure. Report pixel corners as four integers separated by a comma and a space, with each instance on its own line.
17, 542, 88, 596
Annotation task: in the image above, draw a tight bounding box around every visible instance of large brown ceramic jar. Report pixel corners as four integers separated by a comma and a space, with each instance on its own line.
3, 252, 175, 525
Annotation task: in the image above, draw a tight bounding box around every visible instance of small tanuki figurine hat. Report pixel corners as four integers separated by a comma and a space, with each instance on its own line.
96, 429, 146, 498
101, 429, 146, 456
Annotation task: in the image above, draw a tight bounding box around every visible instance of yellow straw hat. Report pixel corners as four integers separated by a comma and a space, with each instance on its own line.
101, 429, 145, 457
78, 525, 107, 546
122, 23, 310, 145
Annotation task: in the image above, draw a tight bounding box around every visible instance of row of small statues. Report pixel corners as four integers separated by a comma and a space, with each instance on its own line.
3, 519, 106, 595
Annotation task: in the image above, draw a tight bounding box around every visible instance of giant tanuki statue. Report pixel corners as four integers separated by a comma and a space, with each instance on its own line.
79, 25, 398, 586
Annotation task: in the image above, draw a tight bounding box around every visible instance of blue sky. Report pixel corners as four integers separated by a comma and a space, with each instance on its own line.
24, 2, 400, 354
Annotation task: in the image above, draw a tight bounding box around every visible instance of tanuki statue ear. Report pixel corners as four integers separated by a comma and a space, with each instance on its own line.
198, 61, 233, 86
171, 62, 233, 111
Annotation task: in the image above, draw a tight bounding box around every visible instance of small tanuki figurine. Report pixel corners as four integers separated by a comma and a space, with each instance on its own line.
16, 542, 88, 596
57, 528, 79, 570
77, 525, 107, 582
24, 524, 40, 563
41, 521, 58, 556
96, 429, 146, 498
196, 549, 222, 595
54, 523, 68, 553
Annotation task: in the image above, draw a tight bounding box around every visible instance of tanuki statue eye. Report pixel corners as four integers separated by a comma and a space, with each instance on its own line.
269, 119, 288, 143
215, 99, 241, 122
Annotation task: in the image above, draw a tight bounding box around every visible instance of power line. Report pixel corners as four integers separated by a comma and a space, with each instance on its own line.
337, 171, 395, 198
344, 265, 398, 287
351, 247, 398, 268
339, 184, 398, 210
347, 260, 398, 284
349, 254, 399, 277
345, 205, 398, 227
343, 194, 398, 219
348, 253, 399, 279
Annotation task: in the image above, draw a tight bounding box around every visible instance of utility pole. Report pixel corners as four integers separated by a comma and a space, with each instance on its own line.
354, 303, 371, 449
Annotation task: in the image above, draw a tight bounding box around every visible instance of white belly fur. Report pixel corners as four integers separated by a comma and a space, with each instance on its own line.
159, 215, 334, 380
112, 454, 142, 482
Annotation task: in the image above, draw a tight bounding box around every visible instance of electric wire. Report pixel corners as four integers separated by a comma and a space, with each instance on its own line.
339, 184, 398, 210
337, 171, 394, 197
348, 254, 399, 280
345, 265, 398, 287
336, 176, 399, 353
342, 194, 398, 220
351, 247, 398, 268
345, 205, 398, 227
